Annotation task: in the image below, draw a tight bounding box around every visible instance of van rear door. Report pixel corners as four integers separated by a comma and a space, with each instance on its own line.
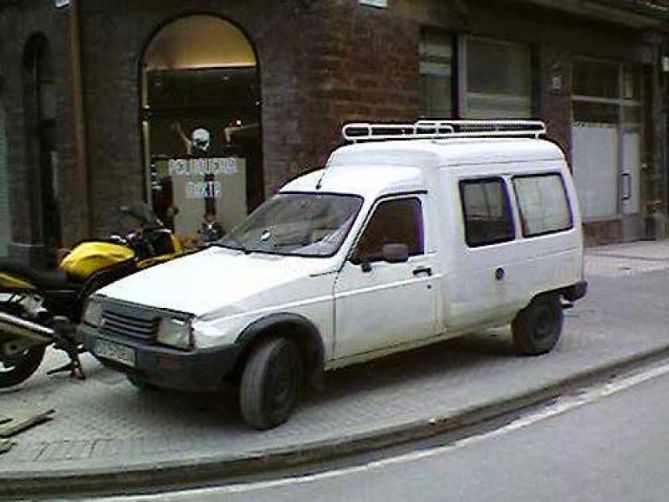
448, 176, 519, 328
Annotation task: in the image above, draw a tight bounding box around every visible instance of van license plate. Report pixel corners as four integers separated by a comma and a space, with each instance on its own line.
95, 339, 136, 368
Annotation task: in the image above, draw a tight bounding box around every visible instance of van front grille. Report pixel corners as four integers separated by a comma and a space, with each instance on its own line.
100, 309, 158, 342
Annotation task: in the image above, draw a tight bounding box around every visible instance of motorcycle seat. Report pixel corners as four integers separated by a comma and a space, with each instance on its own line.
0, 259, 75, 290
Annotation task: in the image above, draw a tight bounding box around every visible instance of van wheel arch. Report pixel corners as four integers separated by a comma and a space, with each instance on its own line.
233, 314, 325, 389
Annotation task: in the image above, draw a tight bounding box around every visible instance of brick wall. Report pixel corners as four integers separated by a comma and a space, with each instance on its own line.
0, 0, 666, 256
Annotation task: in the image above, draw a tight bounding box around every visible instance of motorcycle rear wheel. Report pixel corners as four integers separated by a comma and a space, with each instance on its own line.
0, 345, 46, 388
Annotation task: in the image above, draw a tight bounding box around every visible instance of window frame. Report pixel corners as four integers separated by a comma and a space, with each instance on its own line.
512, 172, 574, 238
459, 177, 516, 248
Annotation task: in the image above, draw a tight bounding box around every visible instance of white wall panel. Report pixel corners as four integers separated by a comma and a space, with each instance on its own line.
572, 123, 619, 220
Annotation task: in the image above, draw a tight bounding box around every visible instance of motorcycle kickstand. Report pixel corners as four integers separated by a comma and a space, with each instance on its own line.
48, 317, 86, 380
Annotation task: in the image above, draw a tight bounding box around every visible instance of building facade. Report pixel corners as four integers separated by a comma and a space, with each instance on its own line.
0, 0, 668, 264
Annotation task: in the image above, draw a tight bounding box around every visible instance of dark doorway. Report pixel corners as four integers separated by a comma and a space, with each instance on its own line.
23, 34, 60, 261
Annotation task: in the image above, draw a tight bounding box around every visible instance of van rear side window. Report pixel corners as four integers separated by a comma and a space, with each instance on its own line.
513, 174, 573, 237
460, 178, 515, 247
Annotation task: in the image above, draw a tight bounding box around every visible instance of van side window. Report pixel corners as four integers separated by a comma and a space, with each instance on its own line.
352, 198, 424, 263
513, 174, 573, 237
460, 179, 515, 247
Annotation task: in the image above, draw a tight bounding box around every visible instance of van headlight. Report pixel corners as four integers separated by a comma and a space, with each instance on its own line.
82, 297, 104, 327
157, 318, 192, 349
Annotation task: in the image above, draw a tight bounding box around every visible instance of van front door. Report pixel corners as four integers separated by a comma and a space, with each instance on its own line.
333, 195, 437, 359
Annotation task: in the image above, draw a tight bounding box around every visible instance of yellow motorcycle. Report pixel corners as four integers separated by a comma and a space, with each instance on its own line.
0, 203, 183, 388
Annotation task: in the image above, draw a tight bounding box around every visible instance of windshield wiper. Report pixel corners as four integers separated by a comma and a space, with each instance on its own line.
212, 235, 252, 254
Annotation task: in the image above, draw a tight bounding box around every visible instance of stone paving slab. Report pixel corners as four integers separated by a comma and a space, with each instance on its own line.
0, 241, 668, 496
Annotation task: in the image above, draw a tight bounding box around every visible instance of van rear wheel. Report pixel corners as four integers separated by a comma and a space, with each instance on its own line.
512, 295, 563, 355
240, 337, 303, 430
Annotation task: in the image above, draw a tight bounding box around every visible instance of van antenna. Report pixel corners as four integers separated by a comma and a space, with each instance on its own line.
315, 167, 327, 190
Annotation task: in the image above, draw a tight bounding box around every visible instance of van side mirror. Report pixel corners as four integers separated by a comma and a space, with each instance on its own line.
382, 243, 409, 263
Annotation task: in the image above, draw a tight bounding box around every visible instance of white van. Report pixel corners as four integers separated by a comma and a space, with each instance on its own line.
81, 120, 587, 429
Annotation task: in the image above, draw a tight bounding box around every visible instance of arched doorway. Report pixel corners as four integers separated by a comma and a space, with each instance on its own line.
23, 34, 60, 257
142, 15, 262, 245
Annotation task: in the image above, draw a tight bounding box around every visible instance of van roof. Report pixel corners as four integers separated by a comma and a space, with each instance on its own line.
327, 137, 565, 169
281, 137, 566, 199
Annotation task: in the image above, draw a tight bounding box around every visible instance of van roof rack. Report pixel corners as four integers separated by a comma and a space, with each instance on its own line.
341, 120, 546, 143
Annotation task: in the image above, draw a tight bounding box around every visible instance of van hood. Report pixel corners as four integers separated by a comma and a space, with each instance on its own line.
96, 247, 337, 317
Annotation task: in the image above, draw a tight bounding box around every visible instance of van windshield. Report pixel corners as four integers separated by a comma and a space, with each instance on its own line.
217, 193, 363, 257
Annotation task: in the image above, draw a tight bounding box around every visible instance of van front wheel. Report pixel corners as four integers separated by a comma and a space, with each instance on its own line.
512, 295, 563, 355
240, 337, 303, 430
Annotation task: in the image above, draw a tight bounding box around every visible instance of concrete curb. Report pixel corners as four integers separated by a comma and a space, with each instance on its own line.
2, 344, 669, 500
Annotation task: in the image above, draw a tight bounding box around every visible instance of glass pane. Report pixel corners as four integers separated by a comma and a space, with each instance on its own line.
622, 104, 641, 124
573, 101, 619, 124
420, 33, 453, 118
354, 198, 424, 262
622, 65, 641, 101
513, 175, 572, 236
573, 59, 619, 98
420, 74, 452, 118
466, 94, 531, 119
219, 193, 363, 257
467, 38, 530, 97
147, 67, 259, 113
145, 67, 261, 246
460, 179, 515, 247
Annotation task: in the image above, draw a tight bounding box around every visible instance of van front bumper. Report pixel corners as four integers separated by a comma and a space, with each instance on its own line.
80, 324, 241, 392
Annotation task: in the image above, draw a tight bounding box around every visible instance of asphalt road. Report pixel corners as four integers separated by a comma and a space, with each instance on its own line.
92, 360, 669, 502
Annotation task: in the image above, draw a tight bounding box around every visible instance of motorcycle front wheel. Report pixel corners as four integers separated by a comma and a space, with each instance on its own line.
0, 345, 46, 388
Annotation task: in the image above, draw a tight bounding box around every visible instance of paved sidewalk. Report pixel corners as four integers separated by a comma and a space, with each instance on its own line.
1, 240, 668, 498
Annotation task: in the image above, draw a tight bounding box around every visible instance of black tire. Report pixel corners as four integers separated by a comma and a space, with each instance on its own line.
512, 295, 563, 355
240, 337, 303, 430
0, 345, 46, 388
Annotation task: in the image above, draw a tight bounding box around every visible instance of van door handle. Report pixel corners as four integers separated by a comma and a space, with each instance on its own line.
413, 266, 433, 277
495, 267, 505, 280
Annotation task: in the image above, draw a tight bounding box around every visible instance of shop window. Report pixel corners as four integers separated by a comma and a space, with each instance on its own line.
465, 38, 531, 119
460, 178, 515, 247
142, 15, 262, 247
420, 32, 454, 118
